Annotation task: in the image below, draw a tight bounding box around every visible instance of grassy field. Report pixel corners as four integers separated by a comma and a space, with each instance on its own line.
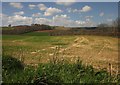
2, 32, 119, 83
2, 27, 14, 30
21, 31, 50, 36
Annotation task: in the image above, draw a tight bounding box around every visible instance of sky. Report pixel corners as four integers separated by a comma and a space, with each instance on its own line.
1, 2, 118, 27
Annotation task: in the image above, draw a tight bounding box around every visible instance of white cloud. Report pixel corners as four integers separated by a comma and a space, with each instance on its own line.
67, 8, 80, 13
107, 19, 113, 22
0, 13, 7, 19
52, 14, 94, 27
9, 15, 33, 26
85, 16, 93, 19
67, 6, 92, 13
99, 12, 104, 17
75, 20, 86, 25
14, 11, 24, 15
80, 5, 92, 12
2, 14, 33, 26
9, 2, 23, 9
52, 15, 69, 26
1, 13, 9, 26
37, 4, 47, 11
1, 13, 96, 27
56, 0, 76, 6
84, 18, 96, 27
66, 8, 73, 13
32, 13, 41, 17
44, 7, 62, 16
52, 14, 73, 26
67, 8, 72, 13
75, 19, 96, 27
33, 14, 77, 27
86, 18, 90, 21
34, 18, 52, 25
34, 14, 96, 27
76, 17, 96, 27
53, 14, 69, 19
72, 9, 79, 13
28, 4, 36, 9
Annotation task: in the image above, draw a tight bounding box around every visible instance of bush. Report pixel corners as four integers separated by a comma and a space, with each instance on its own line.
2, 55, 24, 73
33, 61, 113, 84
2, 55, 118, 84
2, 55, 35, 83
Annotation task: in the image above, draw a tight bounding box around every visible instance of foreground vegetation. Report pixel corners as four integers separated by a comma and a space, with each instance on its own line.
2, 55, 119, 84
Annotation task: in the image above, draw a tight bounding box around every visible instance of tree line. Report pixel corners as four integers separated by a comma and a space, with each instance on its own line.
2, 24, 54, 35
49, 18, 119, 37
2, 18, 119, 36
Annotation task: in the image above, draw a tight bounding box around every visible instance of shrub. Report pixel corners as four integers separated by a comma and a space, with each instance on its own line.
2, 55, 118, 84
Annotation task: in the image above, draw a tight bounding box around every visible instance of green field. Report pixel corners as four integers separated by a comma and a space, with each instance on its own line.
21, 31, 50, 36
2, 27, 14, 30
2, 32, 119, 84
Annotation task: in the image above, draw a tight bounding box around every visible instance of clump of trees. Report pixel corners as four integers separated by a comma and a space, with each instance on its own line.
8, 24, 11, 27
2, 24, 54, 35
97, 18, 119, 36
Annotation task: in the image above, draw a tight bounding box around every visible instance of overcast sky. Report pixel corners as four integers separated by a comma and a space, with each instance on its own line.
1, 2, 118, 27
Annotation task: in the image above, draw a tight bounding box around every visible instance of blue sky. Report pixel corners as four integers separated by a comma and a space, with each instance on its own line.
1, 2, 118, 27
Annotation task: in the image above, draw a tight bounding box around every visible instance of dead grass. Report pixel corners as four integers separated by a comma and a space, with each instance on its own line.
2, 35, 118, 75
